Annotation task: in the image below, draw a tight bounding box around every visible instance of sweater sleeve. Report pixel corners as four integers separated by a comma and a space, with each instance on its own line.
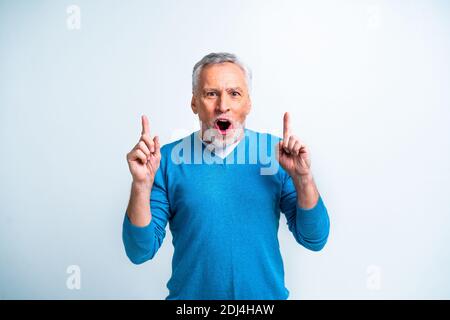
279, 171, 330, 251
122, 161, 171, 264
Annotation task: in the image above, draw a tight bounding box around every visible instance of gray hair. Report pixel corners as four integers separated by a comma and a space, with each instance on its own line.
192, 52, 252, 95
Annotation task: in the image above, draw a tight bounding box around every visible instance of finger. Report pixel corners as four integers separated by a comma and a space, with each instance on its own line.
153, 135, 161, 156
302, 145, 309, 155
296, 139, 307, 154
283, 135, 292, 151
134, 149, 147, 164
293, 141, 302, 155
137, 141, 150, 157
141, 115, 150, 136
141, 134, 155, 153
283, 112, 291, 141
288, 136, 297, 151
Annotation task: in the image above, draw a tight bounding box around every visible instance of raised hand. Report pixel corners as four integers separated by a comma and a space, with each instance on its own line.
126, 115, 161, 187
277, 112, 311, 178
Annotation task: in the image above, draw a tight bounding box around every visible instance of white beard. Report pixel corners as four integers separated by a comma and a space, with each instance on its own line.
198, 120, 245, 158
200, 121, 244, 147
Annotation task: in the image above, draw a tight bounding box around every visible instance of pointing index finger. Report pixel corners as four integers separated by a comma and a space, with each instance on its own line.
141, 115, 150, 136
283, 112, 291, 140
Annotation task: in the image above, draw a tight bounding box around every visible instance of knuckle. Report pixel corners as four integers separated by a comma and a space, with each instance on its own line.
138, 142, 148, 152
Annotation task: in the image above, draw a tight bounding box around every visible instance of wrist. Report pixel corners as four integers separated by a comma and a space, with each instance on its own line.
292, 172, 314, 186
291, 172, 319, 208
131, 180, 153, 193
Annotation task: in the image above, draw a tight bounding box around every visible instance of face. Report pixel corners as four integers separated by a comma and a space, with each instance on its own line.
191, 62, 252, 146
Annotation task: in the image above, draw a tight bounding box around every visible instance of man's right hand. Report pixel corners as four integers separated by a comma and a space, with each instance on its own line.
126, 115, 161, 188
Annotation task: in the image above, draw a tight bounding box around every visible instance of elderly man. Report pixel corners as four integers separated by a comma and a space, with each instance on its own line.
123, 52, 330, 300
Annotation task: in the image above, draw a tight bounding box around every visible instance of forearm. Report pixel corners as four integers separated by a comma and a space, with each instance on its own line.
292, 173, 319, 209
291, 173, 329, 251
126, 181, 152, 227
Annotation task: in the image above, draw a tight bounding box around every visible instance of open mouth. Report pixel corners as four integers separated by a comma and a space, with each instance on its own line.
214, 119, 232, 135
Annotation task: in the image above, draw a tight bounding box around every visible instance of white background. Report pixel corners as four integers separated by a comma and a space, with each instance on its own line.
0, 0, 449, 299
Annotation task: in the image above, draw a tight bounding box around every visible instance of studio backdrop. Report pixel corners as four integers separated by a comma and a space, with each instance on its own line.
0, 0, 449, 299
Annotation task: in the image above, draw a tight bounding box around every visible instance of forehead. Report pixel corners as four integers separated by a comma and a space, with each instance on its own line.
199, 62, 247, 89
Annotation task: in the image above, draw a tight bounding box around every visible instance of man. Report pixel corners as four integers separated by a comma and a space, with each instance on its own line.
123, 52, 330, 300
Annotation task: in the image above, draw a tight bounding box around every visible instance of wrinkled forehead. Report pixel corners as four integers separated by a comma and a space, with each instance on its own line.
199, 62, 248, 90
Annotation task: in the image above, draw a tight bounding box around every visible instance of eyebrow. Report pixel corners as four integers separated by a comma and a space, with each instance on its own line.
202, 87, 244, 92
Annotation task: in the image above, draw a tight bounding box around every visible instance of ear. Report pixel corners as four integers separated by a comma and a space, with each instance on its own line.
191, 94, 198, 114
245, 97, 252, 116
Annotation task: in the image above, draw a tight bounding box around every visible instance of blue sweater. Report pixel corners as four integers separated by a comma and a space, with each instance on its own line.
122, 129, 330, 300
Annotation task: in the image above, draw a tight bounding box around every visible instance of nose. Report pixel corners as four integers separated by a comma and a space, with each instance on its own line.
216, 94, 230, 114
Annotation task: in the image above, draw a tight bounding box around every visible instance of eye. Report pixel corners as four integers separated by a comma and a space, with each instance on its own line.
231, 91, 241, 97
206, 91, 218, 97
